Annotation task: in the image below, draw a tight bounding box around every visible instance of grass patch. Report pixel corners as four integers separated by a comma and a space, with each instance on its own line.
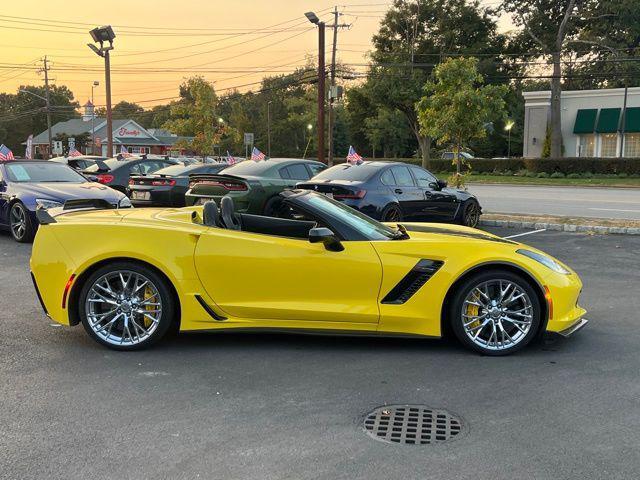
466, 174, 640, 187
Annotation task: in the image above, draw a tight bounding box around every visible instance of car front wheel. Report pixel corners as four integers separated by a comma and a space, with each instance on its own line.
78, 262, 175, 350
10, 202, 36, 243
460, 200, 481, 228
450, 269, 541, 355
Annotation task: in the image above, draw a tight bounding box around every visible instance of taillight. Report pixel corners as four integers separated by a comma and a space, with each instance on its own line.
191, 180, 247, 191
96, 174, 114, 184
151, 179, 176, 186
334, 189, 366, 199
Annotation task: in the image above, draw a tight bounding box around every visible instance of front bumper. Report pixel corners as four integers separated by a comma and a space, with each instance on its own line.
556, 317, 589, 337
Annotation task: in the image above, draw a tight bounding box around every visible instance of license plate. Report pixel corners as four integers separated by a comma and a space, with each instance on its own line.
131, 191, 150, 200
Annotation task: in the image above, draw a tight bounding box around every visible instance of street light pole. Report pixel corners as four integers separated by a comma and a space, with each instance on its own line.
88, 26, 115, 158
91, 80, 99, 155
267, 101, 272, 158
505, 121, 514, 158
305, 12, 325, 164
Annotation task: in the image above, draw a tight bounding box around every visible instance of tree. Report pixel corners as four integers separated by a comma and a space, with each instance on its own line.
501, 0, 588, 158
417, 57, 507, 186
162, 77, 221, 156
0, 84, 79, 154
367, 0, 507, 167
364, 109, 413, 158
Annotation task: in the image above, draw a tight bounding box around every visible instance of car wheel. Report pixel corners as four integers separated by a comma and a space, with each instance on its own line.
78, 262, 175, 351
449, 269, 541, 356
9, 202, 36, 243
381, 204, 403, 222
461, 200, 481, 228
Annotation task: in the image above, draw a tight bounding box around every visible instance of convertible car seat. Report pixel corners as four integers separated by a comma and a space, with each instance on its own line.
202, 200, 220, 227
221, 196, 242, 230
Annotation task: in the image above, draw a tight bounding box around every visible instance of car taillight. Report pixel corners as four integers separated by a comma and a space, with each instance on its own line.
190, 180, 247, 191
151, 179, 176, 186
96, 174, 114, 184
334, 189, 366, 199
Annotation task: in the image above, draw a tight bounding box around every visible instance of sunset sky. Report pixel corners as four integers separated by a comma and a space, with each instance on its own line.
0, 1, 508, 108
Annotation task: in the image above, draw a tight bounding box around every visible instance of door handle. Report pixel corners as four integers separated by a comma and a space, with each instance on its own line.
394, 189, 403, 194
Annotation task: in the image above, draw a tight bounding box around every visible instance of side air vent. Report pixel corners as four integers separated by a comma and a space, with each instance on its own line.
381, 260, 444, 305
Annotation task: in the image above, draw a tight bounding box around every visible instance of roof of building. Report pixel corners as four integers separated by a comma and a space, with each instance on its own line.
31, 117, 105, 144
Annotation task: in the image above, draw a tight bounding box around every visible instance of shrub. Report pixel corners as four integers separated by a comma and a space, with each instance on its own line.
567, 173, 581, 178
516, 169, 528, 176
581, 171, 593, 178
618, 172, 628, 178
526, 171, 537, 177
550, 171, 565, 178
536, 172, 549, 178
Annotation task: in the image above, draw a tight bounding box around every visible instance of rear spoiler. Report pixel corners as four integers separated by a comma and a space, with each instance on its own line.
36, 199, 119, 225
188, 173, 248, 188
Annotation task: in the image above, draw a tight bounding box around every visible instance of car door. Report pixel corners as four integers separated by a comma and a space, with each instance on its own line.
389, 166, 423, 219
194, 229, 382, 324
409, 166, 458, 221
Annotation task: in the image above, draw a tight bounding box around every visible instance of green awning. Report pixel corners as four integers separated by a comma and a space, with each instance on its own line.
623, 107, 640, 133
573, 109, 598, 134
595, 108, 621, 133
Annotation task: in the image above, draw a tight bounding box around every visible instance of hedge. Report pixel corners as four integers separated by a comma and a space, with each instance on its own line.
348, 157, 640, 175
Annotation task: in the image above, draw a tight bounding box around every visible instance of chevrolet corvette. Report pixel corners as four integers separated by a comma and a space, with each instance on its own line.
30, 190, 587, 355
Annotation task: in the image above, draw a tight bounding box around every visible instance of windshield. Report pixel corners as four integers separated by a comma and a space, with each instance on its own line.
220, 161, 277, 176
153, 164, 205, 176
5, 162, 87, 183
310, 163, 382, 182
305, 193, 399, 241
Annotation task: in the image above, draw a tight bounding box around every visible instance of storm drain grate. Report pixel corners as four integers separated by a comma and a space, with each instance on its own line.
363, 405, 464, 445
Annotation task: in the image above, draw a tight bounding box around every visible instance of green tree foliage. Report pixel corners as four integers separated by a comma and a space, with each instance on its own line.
364, 109, 413, 158
0, 84, 79, 154
365, 0, 507, 166
417, 57, 507, 186
162, 77, 222, 156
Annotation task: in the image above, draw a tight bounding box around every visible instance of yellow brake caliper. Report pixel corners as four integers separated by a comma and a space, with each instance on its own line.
142, 286, 155, 328
466, 304, 480, 329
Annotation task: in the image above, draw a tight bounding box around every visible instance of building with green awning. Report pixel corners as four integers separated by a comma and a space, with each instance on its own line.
523, 87, 640, 158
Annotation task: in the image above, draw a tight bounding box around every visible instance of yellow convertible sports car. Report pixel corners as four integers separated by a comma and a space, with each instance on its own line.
30, 191, 587, 355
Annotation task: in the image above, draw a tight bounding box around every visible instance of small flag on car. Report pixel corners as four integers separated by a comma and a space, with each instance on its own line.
0, 144, 15, 161
120, 145, 133, 158
251, 147, 266, 161
68, 147, 82, 157
226, 151, 237, 165
346, 145, 363, 165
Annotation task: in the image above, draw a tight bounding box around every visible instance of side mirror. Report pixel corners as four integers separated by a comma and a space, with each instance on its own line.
309, 227, 344, 252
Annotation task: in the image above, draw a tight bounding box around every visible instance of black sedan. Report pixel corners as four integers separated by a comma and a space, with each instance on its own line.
82, 156, 177, 194
50, 155, 109, 172
296, 161, 482, 227
127, 162, 228, 207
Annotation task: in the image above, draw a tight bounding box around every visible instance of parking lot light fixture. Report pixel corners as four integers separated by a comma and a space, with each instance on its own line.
88, 26, 115, 158
505, 120, 514, 158
304, 12, 320, 24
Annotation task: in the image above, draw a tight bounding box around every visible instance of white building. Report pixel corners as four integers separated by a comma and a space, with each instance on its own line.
523, 87, 640, 158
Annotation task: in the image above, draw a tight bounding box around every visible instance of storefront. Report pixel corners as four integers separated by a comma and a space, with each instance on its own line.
523, 87, 640, 158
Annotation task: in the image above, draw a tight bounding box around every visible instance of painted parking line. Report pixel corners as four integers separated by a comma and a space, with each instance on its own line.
503, 228, 547, 240
589, 207, 640, 213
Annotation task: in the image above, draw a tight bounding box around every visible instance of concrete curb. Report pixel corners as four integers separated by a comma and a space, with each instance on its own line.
480, 219, 640, 235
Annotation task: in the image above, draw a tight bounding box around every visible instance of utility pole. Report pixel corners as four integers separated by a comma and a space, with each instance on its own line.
327, 7, 350, 166
317, 22, 326, 164
267, 100, 272, 158
40, 56, 52, 159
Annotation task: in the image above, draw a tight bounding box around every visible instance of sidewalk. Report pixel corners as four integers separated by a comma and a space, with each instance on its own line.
480, 213, 640, 235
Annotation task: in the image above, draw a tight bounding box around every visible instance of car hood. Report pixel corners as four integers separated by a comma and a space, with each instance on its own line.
17, 182, 124, 204
398, 222, 515, 245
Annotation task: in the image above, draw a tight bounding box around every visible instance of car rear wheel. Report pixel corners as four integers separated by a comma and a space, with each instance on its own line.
381, 204, 403, 222
10, 202, 36, 243
78, 262, 175, 350
449, 269, 541, 355
461, 200, 481, 228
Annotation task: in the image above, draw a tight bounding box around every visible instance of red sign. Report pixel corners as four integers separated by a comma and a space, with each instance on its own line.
117, 127, 141, 137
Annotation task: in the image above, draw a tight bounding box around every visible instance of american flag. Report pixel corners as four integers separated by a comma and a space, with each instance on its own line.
68, 147, 82, 158
0, 144, 15, 161
251, 147, 266, 161
346, 145, 363, 164
226, 151, 237, 165
120, 145, 133, 158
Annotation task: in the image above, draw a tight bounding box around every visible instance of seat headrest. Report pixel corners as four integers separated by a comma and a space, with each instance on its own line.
203, 200, 219, 227
220, 196, 241, 230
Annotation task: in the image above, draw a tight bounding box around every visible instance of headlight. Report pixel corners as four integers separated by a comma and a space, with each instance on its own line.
517, 249, 570, 275
35, 198, 63, 209
118, 196, 132, 208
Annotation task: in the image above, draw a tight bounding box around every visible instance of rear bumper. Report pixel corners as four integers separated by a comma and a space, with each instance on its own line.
30, 272, 50, 318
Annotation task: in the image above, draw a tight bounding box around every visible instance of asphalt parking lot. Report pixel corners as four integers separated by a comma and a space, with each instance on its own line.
1, 227, 639, 480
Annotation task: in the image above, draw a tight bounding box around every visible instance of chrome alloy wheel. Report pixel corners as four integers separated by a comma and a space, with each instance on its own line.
10, 204, 27, 239
461, 279, 534, 351
85, 270, 163, 346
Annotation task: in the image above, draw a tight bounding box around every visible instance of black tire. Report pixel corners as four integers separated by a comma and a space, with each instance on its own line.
449, 269, 541, 356
78, 261, 175, 351
381, 203, 403, 222
460, 200, 481, 228
9, 201, 36, 243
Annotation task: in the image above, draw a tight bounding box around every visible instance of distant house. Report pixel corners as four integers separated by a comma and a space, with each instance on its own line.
523, 87, 640, 158
31, 101, 193, 157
